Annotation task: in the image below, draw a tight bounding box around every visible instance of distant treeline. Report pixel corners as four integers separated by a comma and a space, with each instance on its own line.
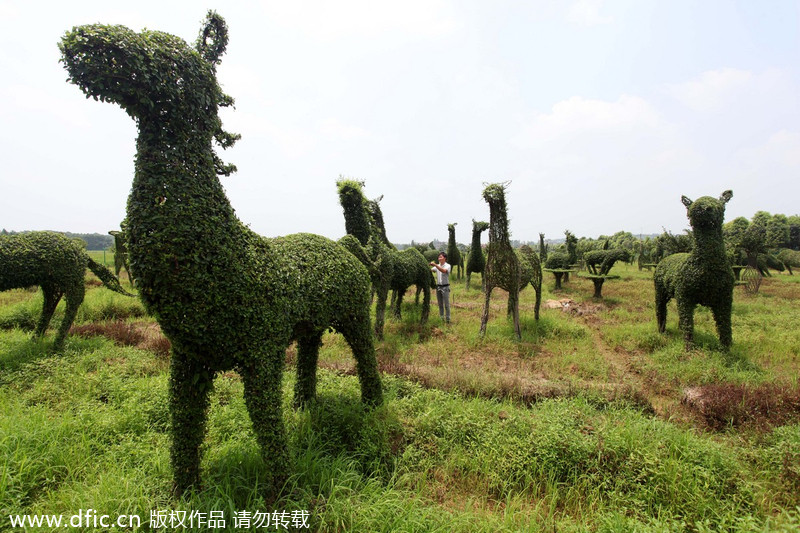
1, 229, 113, 251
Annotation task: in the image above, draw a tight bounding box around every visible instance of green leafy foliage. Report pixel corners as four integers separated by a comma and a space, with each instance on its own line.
446, 223, 463, 280
654, 191, 735, 350
466, 220, 488, 290
479, 183, 541, 340
337, 179, 430, 339
584, 249, 632, 275
0, 232, 131, 351
61, 12, 382, 495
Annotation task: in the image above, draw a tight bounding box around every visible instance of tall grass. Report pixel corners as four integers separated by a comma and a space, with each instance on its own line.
1, 264, 799, 531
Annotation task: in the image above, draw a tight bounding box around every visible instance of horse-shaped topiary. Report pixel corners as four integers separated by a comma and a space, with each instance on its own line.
466, 219, 489, 290
336, 179, 430, 338
447, 223, 464, 280
61, 12, 382, 495
109, 225, 133, 284
654, 191, 734, 350
0, 231, 131, 350
479, 183, 541, 340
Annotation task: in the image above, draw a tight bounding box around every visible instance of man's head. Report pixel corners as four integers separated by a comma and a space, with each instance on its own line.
438, 252, 447, 263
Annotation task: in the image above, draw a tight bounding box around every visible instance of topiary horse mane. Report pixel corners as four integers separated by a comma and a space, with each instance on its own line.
479, 182, 541, 340
0, 231, 131, 351
654, 191, 734, 350
61, 12, 382, 495
466, 219, 489, 290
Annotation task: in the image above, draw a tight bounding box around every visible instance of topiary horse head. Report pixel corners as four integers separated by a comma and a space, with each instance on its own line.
654, 191, 734, 350
61, 12, 382, 495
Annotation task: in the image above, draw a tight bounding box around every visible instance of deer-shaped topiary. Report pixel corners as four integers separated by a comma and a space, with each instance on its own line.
61, 12, 382, 495
447, 223, 464, 280
0, 231, 131, 351
479, 183, 541, 340
654, 191, 735, 350
466, 219, 489, 290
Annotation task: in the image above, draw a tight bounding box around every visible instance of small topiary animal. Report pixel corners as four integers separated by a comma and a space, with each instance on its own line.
654, 191, 734, 350
109, 223, 132, 283
0, 231, 131, 350
466, 219, 489, 290
447, 223, 464, 280
584, 249, 632, 275
61, 12, 382, 495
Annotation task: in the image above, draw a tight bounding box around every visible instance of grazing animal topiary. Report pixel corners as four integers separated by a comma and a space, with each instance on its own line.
654, 191, 735, 350
584, 249, 632, 275
61, 12, 382, 495
0, 231, 131, 350
479, 183, 541, 340
447, 223, 464, 280
466, 220, 489, 290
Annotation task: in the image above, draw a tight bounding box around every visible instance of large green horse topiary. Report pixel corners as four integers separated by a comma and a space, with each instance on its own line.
0, 231, 131, 350
61, 12, 382, 495
654, 191, 735, 350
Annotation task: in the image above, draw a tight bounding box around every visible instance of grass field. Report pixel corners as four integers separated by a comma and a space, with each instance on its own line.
1, 262, 799, 531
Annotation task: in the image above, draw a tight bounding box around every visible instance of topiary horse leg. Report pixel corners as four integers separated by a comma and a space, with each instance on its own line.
655, 286, 668, 334
374, 283, 389, 340
419, 284, 430, 324
479, 286, 493, 337
677, 300, 696, 350
54, 285, 84, 350
293, 330, 324, 408
242, 354, 289, 494
36, 285, 62, 339
393, 289, 404, 319
508, 288, 521, 340
338, 317, 383, 406
711, 301, 733, 350
169, 352, 214, 495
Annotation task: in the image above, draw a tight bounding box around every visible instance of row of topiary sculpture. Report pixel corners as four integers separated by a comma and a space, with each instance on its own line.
0, 10, 723, 497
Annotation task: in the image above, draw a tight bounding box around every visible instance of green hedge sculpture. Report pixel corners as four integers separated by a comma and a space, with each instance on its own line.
447, 223, 464, 280
466, 219, 489, 290
61, 12, 382, 495
337, 179, 430, 338
0, 231, 131, 350
584, 249, 632, 276
479, 183, 541, 340
654, 191, 734, 350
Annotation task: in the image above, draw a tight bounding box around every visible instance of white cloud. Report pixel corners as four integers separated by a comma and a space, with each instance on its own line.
513, 94, 660, 148
668, 68, 753, 112
740, 129, 800, 170
316, 117, 370, 140
566, 0, 613, 27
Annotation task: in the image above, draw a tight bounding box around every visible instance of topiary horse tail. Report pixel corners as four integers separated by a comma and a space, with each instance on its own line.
86, 257, 133, 296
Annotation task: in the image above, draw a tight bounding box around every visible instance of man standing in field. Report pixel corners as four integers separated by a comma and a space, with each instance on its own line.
431, 252, 452, 324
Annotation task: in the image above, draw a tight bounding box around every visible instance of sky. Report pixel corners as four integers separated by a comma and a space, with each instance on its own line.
1, 0, 798, 245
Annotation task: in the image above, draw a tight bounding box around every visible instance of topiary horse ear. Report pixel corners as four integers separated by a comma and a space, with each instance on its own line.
719, 190, 733, 204
196, 11, 229, 65
681, 195, 693, 208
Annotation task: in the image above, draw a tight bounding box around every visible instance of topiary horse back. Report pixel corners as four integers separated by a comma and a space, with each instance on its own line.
654, 191, 735, 350
0, 231, 131, 351
61, 12, 382, 495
